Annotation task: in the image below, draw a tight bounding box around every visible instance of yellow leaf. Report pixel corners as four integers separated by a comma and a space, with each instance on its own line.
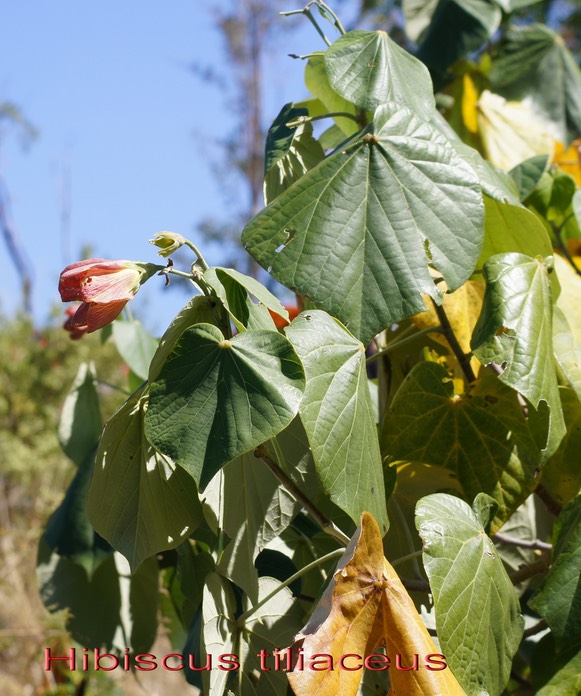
461, 74, 479, 134
555, 254, 581, 346
553, 139, 581, 186
287, 513, 465, 696
477, 90, 555, 171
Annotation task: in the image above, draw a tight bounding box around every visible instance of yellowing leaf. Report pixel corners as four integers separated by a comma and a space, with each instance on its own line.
555, 254, 581, 346
553, 139, 581, 186
462, 73, 479, 134
287, 512, 464, 696
477, 90, 555, 171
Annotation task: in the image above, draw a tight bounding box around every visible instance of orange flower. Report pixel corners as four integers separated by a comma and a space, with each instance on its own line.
269, 304, 300, 329
59, 258, 158, 336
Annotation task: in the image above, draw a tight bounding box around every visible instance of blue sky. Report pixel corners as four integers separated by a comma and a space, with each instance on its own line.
0, 1, 327, 333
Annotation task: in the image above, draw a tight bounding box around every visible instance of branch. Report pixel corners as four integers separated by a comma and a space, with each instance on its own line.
493, 532, 552, 552
430, 298, 476, 383
535, 483, 563, 517
523, 619, 548, 639
509, 559, 549, 585
254, 445, 350, 545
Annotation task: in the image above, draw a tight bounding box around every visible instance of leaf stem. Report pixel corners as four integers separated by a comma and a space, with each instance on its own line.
522, 619, 548, 639
236, 547, 345, 626
254, 445, 350, 545
390, 549, 423, 567
315, 1, 347, 35
183, 239, 210, 271
430, 298, 476, 383
286, 111, 362, 128
534, 483, 563, 517
493, 532, 552, 552
367, 327, 442, 364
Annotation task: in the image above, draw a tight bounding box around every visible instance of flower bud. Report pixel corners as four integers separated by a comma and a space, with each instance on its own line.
149, 231, 187, 257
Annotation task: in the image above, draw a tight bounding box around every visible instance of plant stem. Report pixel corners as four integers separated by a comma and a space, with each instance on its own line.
493, 532, 552, 552
254, 445, 350, 545
183, 239, 210, 271
390, 549, 423, 567
430, 298, 476, 383
509, 558, 549, 585
316, 1, 347, 35
302, 6, 332, 46
367, 327, 442, 364
236, 547, 345, 626
522, 619, 548, 639
166, 267, 195, 280
535, 483, 563, 517
287, 111, 362, 128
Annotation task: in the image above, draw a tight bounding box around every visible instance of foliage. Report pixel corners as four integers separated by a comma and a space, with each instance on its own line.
39, 1, 581, 694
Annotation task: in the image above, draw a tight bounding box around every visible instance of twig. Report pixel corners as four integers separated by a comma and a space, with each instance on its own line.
535, 483, 563, 517
493, 532, 552, 552
509, 559, 549, 585
523, 619, 548, 639
430, 298, 476, 383
254, 445, 350, 545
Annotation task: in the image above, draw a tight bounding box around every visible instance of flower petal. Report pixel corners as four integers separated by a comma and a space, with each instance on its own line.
71, 300, 128, 332
79, 267, 140, 302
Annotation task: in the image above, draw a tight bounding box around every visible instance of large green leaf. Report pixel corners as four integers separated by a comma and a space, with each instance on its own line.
242, 101, 483, 345
542, 389, 581, 506
490, 23, 581, 143
286, 310, 388, 532
202, 452, 298, 600
324, 30, 434, 117
478, 196, 553, 268
145, 324, 305, 487
88, 387, 203, 571
264, 103, 325, 205
535, 640, 581, 695
530, 496, 581, 649
304, 55, 361, 137
383, 362, 541, 530
58, 362, 102, 467
148, 294, 224, 381
416, 493, 524, 696
471, 253, 566, 454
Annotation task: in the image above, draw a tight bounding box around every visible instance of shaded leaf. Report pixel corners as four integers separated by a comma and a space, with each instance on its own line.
111, 319, 158, 381
382, 362, 541, 530
264, 103, 325, 205
58, 362, 102, 467
416, 493, 524, 696
530, 496, 581, 648
472, 252, 566, 454
88, 387, 202, 571
510, 154, 550, 201
490, 23, 581, 143
324, 30, 434, 117
243, 101, 483, 345
287, 512, 464, 696
145, 324, 305, 487
553, 306, 581, 398
202, 452, 298, 600
555, 254, 581, 348
285, 310, 388, 531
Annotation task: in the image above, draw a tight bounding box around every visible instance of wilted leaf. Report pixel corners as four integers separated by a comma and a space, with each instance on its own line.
145, 324, 305, 487
285, 311, 388, 531
416, 493, 524, 695
243, 101, 483, 345
287, 512, 465, 696
477, 90, 555, 171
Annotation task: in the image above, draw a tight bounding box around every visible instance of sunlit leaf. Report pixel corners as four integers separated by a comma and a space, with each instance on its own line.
287, 512, 464, 696
145, 324, 305, 487
416, 493, 524, 696
472, 252, 566, 454
285, 310, 388, 531
243, 101, 483, 345
324, 30, 434, 117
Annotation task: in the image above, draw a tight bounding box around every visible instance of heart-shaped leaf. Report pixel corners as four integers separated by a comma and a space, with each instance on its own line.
145, 324, 305, 487
416, 493, 524, 696
243, 101, 484, 345
285, 310, 388, 532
